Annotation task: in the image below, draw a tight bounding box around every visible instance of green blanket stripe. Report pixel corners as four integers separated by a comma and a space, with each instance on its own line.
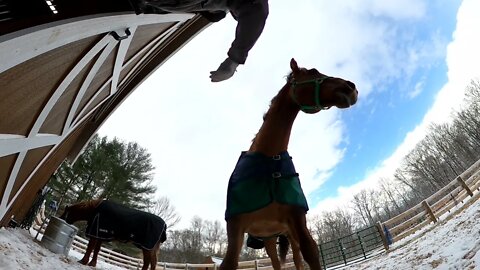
226, 175, 309, 219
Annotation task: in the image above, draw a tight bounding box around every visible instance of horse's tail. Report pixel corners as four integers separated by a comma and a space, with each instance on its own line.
278, 235, 290, 263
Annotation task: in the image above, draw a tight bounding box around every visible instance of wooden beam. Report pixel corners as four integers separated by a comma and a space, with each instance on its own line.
457, 175, 474, 197
375, 221, 390, 251
422, 200, 438, 223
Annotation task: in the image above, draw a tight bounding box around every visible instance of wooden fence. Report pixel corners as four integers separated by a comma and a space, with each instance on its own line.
71, 235, 297, 269
32, 158, 480, 269
34, 225, 297, 270
378, 158, 480, 245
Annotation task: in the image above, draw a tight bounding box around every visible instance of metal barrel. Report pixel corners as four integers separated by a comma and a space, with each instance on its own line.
41, 216, 78, 255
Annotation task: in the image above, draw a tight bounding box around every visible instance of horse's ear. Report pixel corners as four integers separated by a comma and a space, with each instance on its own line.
290, 58, 299, 72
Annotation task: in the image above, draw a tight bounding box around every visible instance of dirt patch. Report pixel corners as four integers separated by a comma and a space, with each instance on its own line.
463, 240, 480, 259
430, 258, 443, 268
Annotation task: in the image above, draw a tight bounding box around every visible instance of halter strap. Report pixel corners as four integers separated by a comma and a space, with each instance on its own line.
290, 76, 331, 113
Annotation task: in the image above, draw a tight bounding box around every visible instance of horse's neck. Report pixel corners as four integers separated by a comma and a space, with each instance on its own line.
249, 86, 299, 156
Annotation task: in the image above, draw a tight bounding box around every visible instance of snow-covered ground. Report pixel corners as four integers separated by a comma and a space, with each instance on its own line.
342, 197, 480, 270
1, 198, 479, 270
0, 227, 122, 270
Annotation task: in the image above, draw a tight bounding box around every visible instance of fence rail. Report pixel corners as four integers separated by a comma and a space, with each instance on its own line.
379, 158, 480, 244
34, 225, 296, 270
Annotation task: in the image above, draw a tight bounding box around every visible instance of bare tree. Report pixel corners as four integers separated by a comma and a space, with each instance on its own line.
204, 220, 226, 255
308, 209, 355, 243
159, 216, 211, 263
378, 178, 402, 216
150, 196, 181, 228
351, 190, 376, 227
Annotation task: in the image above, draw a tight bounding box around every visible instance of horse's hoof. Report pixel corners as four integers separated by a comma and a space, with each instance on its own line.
78, 259, 88, 265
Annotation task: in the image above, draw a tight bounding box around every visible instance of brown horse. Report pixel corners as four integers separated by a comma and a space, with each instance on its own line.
60, 199, 167, 270
221, 58, 358, 270
247, 234, 304, 269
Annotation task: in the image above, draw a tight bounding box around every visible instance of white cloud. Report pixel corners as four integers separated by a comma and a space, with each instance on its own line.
310, 0, 480, 216
342, 0, 427, 20
408, 79, 424, 99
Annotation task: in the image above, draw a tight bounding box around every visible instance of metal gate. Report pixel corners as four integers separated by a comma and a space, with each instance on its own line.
319, 225, 386, 269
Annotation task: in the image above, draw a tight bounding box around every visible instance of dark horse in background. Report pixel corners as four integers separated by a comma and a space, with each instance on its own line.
221, 59, 358, 270
60, 199, 167, 270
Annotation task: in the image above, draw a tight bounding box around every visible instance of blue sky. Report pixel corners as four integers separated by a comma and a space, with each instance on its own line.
313, 2, 461, 203
99, 0, 479, 228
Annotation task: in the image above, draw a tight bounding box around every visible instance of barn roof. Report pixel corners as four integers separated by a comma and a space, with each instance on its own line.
0, 0, 210, 225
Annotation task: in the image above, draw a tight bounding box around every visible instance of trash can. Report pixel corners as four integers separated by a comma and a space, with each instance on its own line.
41, 216, 78, 255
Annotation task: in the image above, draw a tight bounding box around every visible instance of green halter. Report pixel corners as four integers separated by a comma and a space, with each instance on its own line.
290, 76, 331, 113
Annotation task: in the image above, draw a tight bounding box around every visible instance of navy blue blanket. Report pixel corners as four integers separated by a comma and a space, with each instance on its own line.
86, 200, 167, 250
225, 151, 309, 220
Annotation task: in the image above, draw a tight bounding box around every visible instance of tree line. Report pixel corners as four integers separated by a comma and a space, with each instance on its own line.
159, 216, 264, 263
309, 80, 480, 243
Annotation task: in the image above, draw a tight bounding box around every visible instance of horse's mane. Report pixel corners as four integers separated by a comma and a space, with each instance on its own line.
286, 71, 294, 82
61, 199, 104, 223
72, 198, 103, 210
251, 73, 293, 144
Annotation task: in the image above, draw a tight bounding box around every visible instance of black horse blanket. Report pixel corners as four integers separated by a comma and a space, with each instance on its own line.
85, 200, 167, 250
225, 151, 309, 220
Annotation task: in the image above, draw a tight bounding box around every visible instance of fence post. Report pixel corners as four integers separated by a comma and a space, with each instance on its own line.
375, 221, 390, 251
356, 232, 367, 259
319, 243, 326, 269
338, 240, 347, 265
422, 200, 438, 223
457, 175, 474, 197
254, 259, 258, 270
164, 262, 167, 270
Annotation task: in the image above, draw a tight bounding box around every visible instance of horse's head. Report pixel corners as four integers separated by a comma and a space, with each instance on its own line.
59, 199, 101, 224
287, 58, 358, 113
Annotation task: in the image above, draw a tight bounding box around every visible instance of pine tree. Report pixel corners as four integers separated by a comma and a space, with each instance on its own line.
49, 135, 157, 210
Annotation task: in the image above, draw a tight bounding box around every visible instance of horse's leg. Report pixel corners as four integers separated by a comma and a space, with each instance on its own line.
219, 219, 245, 270
290, 238, 305, 270
141, 249, 152, 270
288, 212, 322, 270
141, 244, 159, 270
88, 239, 102, 267
150, 241, 162, 270
79, 238, 96, 265
150, 242, 160, 270
264, 238, 281, 270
